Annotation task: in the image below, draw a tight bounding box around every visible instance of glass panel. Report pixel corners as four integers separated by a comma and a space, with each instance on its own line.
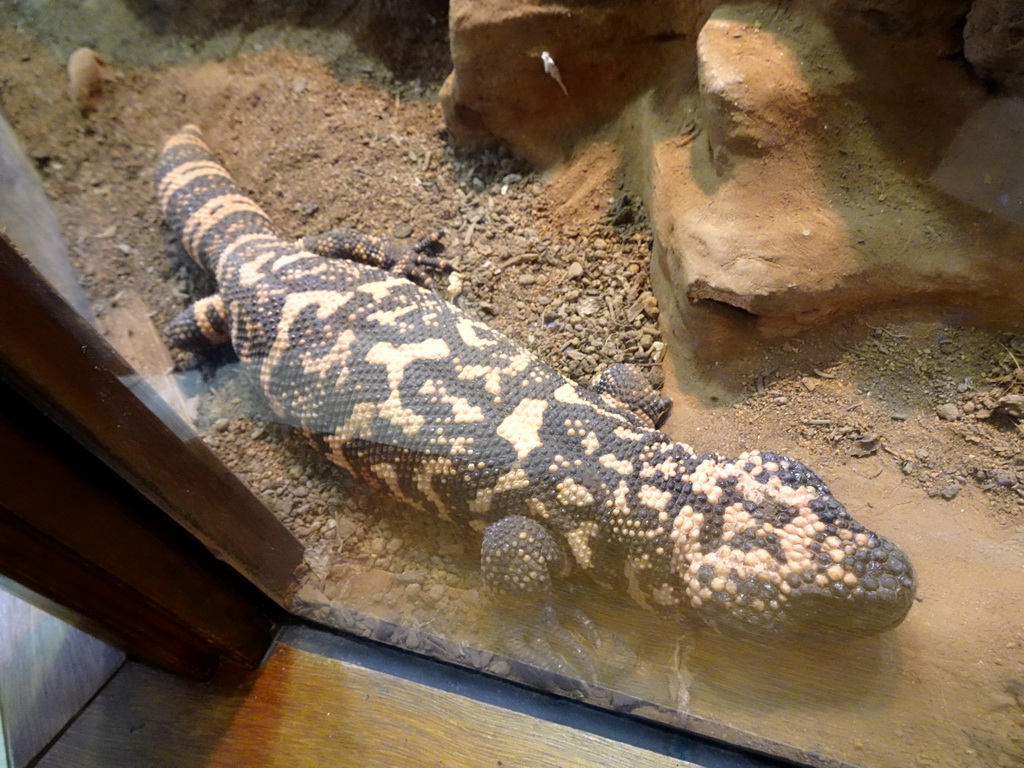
2, 2, 1022, 767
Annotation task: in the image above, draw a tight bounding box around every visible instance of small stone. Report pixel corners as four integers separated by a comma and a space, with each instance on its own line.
334, 518, 357, 542
850, 433, 880, 457
992, 468, 1018, 488
423, 584, 446, 604
439, 542, 466, 558
392, 223, 413, 239
518, 273, 536, 286
936, 403, 960, 421
994, 394, 1024, 420
566, 261, 584, 279
487, 659, 511, 677
68, 47, 106, 117
939, 482, 961, 500
800, 376, 819, 392
295, 582, 328, 605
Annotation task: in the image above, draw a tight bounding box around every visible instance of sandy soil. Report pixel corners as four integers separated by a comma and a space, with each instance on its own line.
1, 5, 1022, 768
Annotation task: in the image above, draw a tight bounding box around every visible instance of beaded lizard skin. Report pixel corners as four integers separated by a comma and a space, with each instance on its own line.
157, 125, 916, 641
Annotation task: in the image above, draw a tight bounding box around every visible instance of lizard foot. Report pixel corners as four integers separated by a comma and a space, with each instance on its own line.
503, 601, 599, 681
387, 229, 451, 289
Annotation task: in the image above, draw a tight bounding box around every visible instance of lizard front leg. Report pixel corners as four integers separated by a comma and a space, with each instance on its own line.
300, 228, 450, 288
481, 515, 596, 677
591, 363, 672, 428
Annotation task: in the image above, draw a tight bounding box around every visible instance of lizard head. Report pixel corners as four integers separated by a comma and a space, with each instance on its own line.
663, 448, 916, 639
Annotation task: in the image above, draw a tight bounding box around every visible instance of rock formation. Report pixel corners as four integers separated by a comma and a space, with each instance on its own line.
441, 0, 699, 166
442, 0, 1024, 365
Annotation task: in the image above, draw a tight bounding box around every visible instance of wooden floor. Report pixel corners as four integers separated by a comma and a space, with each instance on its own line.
0, 590, 123, 768
37, 636, 698, 768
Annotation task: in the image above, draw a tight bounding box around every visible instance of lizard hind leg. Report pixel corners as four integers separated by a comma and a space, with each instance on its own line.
300, 228, 450, 289
591, 363, 672, 427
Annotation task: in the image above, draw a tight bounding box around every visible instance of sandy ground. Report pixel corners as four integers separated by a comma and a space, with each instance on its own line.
1, 4, 1022, 767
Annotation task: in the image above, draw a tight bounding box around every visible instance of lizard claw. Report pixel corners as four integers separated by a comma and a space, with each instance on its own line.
412, 229, 446, 255
388, 229, 452, 289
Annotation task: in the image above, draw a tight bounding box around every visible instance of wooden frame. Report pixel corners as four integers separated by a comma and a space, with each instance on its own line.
0, 233, 303, 678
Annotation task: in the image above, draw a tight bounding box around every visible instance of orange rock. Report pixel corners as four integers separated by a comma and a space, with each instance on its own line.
441, 0, 698, 167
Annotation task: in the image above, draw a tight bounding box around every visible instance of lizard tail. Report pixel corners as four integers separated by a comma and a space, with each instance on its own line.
156, 124, 277, 273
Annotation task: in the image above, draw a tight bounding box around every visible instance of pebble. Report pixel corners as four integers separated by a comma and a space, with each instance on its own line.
936, 403, 960, 421
487, 659, 511, 677
423, 584, 446, 605
438, 542, 466, 558
67, 47, 106, 116
566, 261, 584, 279
329, 563, 349, 580
995, 394, 1024, 420
851, 433, 880, 457
992, 468, 1017, 488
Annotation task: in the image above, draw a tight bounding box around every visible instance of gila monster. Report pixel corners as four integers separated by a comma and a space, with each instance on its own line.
157, 125, 916, 641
